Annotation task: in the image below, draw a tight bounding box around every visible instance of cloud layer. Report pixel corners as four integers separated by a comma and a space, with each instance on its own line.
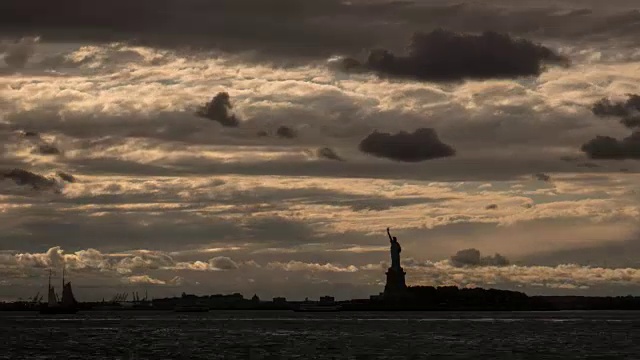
2, 0, 640, 60
1, 1, 640, 299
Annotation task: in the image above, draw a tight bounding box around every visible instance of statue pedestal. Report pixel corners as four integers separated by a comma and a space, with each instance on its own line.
384, 267, 407, 299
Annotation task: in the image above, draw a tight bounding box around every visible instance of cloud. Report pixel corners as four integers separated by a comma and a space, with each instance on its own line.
2, 247, 246, 280
35, 144, 61, 156
208, 256, 239, 271
267, 260, 358, 273
534, 173, 551, 182
581, 131, 640, 160
2, 13, 640, 300
391, 260, 640, 293
21, 131, 39, 138
195, 92, 240, 127
592, 94, 640, 118
316, 147, 344, 161
117, 251, 175, 273
342, 30, 567, 81
0, 0, 637, 62
123, 275, 167, 285
276, 126, 296, 139
359, 128, 455, 162
1, 169, 61, 193
449, 248, 510, 267
56, 171, 76, 183
2, 37, 38, 69
592, 94, 640, 129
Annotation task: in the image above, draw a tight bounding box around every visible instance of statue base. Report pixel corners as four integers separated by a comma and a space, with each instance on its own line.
384, 266, 408, 299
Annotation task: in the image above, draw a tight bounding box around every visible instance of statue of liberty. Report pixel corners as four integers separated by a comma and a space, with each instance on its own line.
386, 227, 401, 270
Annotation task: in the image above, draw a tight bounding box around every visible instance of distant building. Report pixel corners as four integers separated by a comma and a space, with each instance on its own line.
207, 293, 245, 307
319, 296, 335, 304
273, 297, 287, 304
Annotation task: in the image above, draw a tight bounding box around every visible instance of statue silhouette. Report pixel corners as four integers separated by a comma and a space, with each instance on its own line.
387, 227, 401, 270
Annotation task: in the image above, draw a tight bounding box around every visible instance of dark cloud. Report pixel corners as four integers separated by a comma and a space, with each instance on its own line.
1, 0, 637, 62
581, 131, 640, 160
534, 173, 551, 182
450, 248, 510, 267
15, 129, 62, 156
21, 131, 39, 138
2, 37, 36, 68
36, 144, 61, 156
620, 117, 640, 128
195, 92, 240, 127
1, 169, 59, 192
341, 30, 567, 81
592, 94, 640, 129
316, 147, 344, 161
327, 56, 365, 73
359, 128, 455, 162
592, 94, 640, 119
56, 171, 76, 183
276, 126, 296, 139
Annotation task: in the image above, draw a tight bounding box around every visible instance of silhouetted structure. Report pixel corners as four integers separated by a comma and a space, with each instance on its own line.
40, 267, 78, 314
383, 227, 408, 300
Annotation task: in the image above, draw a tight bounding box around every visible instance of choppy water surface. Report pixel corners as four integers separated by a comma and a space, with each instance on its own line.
2, 311, 638, 359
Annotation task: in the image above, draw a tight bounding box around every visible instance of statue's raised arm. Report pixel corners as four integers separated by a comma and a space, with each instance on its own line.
386, 227, 401, 270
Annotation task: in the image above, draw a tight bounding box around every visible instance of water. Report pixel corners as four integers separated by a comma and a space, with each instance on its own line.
2, 311, 638, 359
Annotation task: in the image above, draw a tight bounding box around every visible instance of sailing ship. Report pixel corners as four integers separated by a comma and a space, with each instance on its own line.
40, 266, 78, 314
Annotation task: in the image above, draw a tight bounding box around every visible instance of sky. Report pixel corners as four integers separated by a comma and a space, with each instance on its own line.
1, 0, 640, 301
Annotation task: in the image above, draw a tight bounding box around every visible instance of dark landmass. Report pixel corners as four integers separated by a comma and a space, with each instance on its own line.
4, 286, 640, 312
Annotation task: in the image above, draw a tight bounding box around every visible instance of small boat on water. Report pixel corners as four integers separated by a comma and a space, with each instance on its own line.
39, 267, 78, 315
